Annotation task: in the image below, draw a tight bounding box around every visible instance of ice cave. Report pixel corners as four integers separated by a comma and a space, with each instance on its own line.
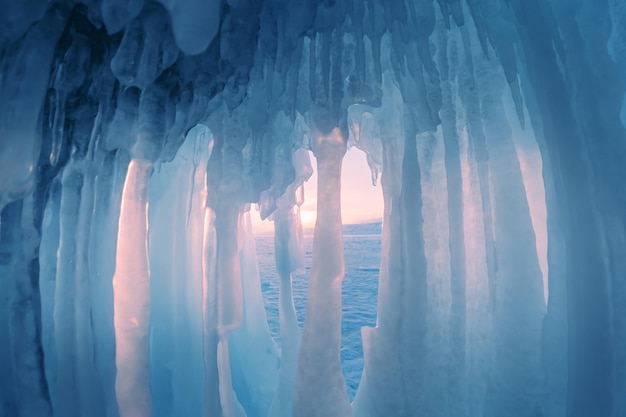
1, 0, 625, 416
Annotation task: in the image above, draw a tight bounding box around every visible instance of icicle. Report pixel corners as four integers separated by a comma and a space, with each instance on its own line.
0, 5, 66, 211
39, 179, 61, 415
101, 0, 144, 34
53, 163, 83, 417
112, 158, 153, 417
508, 78, 526, 129
268, 148, 311, 417
201, 206, 247, 417
89, 151, 126, 417
608, 0, 626, 127
110, 4, 178, 89
201, 207, 222, 417
0, 198, 52, 417
268, 205, 302, 417
148, 125, 212, 417
49, 86, 66, 167
436, 20, 467, 417
159, 0, 221, 55
74, 162, 107, 417
293, 128, 352, 417
355, 93, 430, 416
478, 65, 545, 417
229, 212, 279, 417
348, 106, 382, 186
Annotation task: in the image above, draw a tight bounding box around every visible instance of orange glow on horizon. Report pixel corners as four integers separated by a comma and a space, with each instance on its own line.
299, 209, 317, 228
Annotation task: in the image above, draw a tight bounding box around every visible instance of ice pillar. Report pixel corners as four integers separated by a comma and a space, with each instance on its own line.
356, 103, 429, 417
112, 158, 153, 417
268, 206, 303, 417
229, 212, 279, 417
293, 128, 352, 417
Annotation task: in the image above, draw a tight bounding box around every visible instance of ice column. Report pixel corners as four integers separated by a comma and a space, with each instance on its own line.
201, 107, 248, 417
479, 64, 545, 417
268, 206, 303, 417
113, 158, 153, 417
0, 5, 66, 210
201, 206, 222, 417
293, 128, 352, 417
354, 78, 429, 417
229, 212, 279, 417
437, 25, 467, 416
148, 125, 212, 417
269, 148, 312, 417
54, 150, 106, 417
0, 199, 52, 417
510, 2, 614, 415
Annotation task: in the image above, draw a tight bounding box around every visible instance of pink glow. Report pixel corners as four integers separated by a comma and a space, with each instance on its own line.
112, 159, 152, 417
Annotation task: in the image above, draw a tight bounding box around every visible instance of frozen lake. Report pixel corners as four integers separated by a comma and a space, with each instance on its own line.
256, 233, 381, 400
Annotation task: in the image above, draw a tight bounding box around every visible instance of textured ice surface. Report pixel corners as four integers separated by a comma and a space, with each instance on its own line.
1, 1, 626, 417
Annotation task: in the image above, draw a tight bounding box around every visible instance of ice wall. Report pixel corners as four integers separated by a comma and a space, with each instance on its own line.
1, 1, 625, 417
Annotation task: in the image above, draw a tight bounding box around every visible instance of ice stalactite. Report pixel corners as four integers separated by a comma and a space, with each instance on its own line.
510, 2, 615, 415
201, 206, 222, 417
294, 128, 352, 417
54, 145, 107, 417
0, 5, 67, 211
416, 130, 451, 416
200, 106, 253, 417
0, 198, 52, 417
53, 161, 82, 417
213, 201, 246, 417
89, 151, 127, 417
544, 3, 626, 416
609, 0, 626, 127
2, 1, 626, 417
148, 125, 212, 417
436, 23, 467, 417
455, 17, 495, 415
38, 179, 61, 415
101, 0, 144, 35
158, 0, 222, 56
354, 77, 429, 417
268, 148, 312, 417
43, 138, 128, 417
229, 212, 279, 417
268, 206, 302, 417
456, 20, 497, 314
113, 158, 153, 417
480, 67, 546, 417
110, 3, 179, 90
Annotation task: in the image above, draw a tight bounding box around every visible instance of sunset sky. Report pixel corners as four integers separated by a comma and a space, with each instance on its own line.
251, 148, 384, 234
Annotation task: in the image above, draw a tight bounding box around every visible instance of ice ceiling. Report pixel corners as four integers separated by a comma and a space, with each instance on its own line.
1, 0, 626, 417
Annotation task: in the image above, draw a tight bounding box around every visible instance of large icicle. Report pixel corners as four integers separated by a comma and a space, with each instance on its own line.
229, 212, 279, 417
112, 158, 153, 417
510, 2, 615, 415
293, 128, 352, 417
479, 58, 546, 417
0, 6, 66, 211
0, 198, 52, 417
354, 78, 429, 417
53, 149, 106, 417
53, 162, 83, 417
268, 206, 303, 417
436, 22, 467, 417
268, 147, 312, 417
201, 107, 249, 417
148, 125, 212, 417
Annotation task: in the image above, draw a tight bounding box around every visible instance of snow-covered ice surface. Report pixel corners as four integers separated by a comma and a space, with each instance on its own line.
1, 1, 626, 417
256, 233, 380, 401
